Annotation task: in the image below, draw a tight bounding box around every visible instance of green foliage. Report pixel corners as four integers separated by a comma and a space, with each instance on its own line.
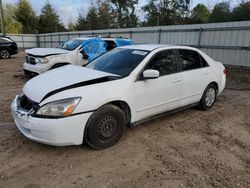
98, 0, 115, 29
38, 3, 65, 33
232, 1, 250, 21
15, 0, 37, 34
142, 0, 188, 26
86, 7, 100, 30
110, 0, 138, 28
2, 0, 250, 34
67, 18, 76, 31
209, 2, 232, 23
191, 4, 210, 24
3, 4, 22, 34
75, 9, 88, 31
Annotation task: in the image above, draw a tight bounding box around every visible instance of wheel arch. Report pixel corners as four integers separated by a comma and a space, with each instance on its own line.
209, 81, 219, 93
108, 100, 131, 126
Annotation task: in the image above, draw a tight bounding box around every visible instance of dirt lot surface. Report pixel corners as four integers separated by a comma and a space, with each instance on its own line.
0, 52, 250, 188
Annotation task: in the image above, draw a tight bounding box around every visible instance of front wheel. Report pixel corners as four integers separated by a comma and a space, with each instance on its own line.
0, 49, 10, 59
84, 104, 126, 149
200, 84, 217, 110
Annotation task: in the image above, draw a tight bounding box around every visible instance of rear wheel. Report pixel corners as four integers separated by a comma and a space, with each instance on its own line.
200, 84, 217, 110
84, 104, 126, 149
0, 49, 10, 59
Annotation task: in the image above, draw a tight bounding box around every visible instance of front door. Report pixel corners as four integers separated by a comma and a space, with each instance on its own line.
132, 49, 183, 122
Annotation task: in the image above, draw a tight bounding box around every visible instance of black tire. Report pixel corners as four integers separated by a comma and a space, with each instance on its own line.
84, 104, 126, 149
200, 84, 217, 111
0, 49, 10, 59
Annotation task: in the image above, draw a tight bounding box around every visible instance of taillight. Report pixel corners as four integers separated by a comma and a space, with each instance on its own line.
223, 69, 228, 75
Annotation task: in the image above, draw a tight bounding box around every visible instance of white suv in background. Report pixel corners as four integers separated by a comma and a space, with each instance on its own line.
12, 44, 226, 149
23, 37, 134, 76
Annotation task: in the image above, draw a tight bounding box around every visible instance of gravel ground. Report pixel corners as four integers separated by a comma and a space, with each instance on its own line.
0, 52, 250, 188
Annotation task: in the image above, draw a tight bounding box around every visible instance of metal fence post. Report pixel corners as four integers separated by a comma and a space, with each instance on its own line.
129, 30, 133, 39
50, 35, 53, 48
36, 30, 39, 47
21, 35, 24, 49
198, 27, 202, 48
158, 29, 162, 44
59, 34, 61, 45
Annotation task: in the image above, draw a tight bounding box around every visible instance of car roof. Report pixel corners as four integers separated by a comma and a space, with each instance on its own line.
118, 44, 200, 52
72, 37, 117, 41
118, 44, 172, 51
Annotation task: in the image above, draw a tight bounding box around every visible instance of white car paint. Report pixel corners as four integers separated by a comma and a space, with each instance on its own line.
25, 48, 69, 56
11, 44, 226, 146
23, 37, 120, 75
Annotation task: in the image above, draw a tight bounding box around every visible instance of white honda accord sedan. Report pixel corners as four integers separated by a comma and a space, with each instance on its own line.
11, 44, 226, 149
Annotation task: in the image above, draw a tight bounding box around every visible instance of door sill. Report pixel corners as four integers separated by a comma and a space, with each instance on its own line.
131, 102, 199, 127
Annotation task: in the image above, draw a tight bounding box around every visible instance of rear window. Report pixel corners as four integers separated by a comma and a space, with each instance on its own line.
178, 49, 202, 71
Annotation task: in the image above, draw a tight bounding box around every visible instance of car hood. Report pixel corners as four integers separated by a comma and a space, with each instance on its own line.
23, 65, 119, 103
25, 48, 69, 57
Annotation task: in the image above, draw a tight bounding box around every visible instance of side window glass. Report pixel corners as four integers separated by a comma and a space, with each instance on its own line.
146, 50, 177, 76
200, 55, 209, 67
179, 49, 202, 71
105, 41, 117, 51
0, 38, 6, 42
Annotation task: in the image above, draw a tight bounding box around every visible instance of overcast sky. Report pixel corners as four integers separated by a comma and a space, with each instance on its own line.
3, 0, 244, 25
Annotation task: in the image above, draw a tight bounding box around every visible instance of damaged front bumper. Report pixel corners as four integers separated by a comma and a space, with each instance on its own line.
11, 96, 92, 146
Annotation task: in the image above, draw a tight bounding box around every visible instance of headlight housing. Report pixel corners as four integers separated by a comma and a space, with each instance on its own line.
35, 97, 81, 118
35, 57, 49, 64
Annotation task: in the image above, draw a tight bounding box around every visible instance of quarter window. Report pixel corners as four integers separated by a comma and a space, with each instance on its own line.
178, 49, 202, 71
145, 50, 177, 76
200, 55, 209, 67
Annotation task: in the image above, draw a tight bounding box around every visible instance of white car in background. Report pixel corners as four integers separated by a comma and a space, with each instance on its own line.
23, 37, 134, 76
11, 44, 226, 149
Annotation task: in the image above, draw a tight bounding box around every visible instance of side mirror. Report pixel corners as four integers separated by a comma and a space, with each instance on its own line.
142, 69, 160, 79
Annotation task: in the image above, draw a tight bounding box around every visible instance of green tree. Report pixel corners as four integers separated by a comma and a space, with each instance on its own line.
86, 7, 100, 30
15, 0, 37, 34
3, 4, 22, 34
110, 0, 138, 28
75, 10, 88, 31
38, 3, 65, 33
142, 0, 185, 26
97, 0, 114, 29
67, 18, 76, 31
209, 2, 232, 23
191, 4, 210, 24
232, 1, 250, 21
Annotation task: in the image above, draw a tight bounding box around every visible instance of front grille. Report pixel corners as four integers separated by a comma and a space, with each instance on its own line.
26, 55, 36, 65
18, 95, 38, 111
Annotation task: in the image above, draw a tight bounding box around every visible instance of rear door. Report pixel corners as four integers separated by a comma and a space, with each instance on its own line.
177, 49, 212, 106
132, 49, 183, 121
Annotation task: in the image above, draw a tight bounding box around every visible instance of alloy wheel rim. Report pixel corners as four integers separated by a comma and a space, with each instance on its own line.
205, 88, 216, 107
0, 50, 9, 59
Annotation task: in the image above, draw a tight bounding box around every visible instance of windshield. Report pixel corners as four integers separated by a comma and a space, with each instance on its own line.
61, 39, 83, 51
86, 48, 149, 77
